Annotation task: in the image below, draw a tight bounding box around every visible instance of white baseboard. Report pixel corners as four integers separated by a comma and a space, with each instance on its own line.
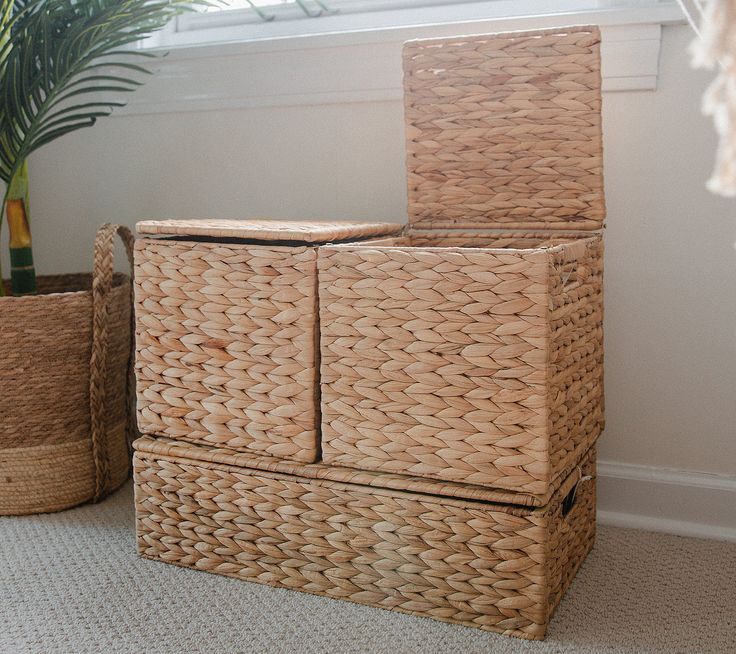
598, 510, 736, 543
597, 460, 736, 543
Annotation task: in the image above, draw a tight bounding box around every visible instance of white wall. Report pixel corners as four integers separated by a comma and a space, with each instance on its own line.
9, 24, 736, 536
602, 26, 736, 474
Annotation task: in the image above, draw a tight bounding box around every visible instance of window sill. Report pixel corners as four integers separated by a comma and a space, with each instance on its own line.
117, 1, 686, 116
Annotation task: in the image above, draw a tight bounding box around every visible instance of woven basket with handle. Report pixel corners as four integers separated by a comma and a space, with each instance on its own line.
0, 224, 135, 515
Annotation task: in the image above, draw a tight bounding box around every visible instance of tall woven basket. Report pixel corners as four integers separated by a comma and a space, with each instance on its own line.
0, 224, 135, 515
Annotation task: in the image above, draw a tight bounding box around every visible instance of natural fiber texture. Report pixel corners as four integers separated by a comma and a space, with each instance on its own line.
136, 219, 401, 242
319, 232, 603, 502
0, 225, 134, 515
91, 224, 136, 501
135, 239, 320, 462
134, 221, 399, 463
0, 439, 128, 516
136, 436, 550, 507
134, 437, 596, 641
404, 26, 604, 230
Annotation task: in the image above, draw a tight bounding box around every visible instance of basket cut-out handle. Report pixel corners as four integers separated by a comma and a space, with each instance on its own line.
561, 468, 594, 518
90, 223, 135, 502
558, 239, 594, 291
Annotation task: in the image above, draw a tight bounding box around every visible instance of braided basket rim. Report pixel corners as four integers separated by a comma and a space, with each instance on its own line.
1, 272, 129, 300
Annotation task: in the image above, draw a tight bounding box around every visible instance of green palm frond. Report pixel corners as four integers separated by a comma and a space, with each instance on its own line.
0, 0, 214, 186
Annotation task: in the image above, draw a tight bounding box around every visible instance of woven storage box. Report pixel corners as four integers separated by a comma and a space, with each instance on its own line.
134, 436, 596, 640
134, 219, 399, 463
319, 27, 605, 502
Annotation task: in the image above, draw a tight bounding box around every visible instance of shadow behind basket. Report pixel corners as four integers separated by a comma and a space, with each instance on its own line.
0, 224, 135, 515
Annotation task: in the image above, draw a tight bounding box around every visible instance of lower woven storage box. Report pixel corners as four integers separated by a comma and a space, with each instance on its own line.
134, 436, 596, 640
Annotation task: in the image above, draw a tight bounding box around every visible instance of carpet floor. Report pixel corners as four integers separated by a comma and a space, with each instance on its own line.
1, 482, 734, 654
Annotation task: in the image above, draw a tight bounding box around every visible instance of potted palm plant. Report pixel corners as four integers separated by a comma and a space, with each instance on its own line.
0, 0, 210, 515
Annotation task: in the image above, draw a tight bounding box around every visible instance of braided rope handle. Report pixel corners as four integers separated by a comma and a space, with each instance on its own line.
90, 224, 135, 502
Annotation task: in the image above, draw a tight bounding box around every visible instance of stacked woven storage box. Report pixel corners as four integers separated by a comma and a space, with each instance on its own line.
133, 26, 605, 641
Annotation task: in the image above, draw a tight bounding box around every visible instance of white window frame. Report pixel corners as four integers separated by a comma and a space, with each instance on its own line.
182, 0, 499, 30
148, 0, 676, 48
124, 0, 686, 117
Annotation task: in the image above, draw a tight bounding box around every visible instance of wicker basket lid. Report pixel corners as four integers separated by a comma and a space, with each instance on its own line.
134, 436, 587, 508
136, 219, 401, 243
403, 26, 604, 231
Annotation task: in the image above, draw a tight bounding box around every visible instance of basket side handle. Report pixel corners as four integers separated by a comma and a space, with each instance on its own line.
561, 467, 595, 518
90, 223, 135, 502
553, 237, 598, 291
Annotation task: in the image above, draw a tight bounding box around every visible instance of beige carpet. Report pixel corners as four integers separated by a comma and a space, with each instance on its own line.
1, 482, 734, 654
